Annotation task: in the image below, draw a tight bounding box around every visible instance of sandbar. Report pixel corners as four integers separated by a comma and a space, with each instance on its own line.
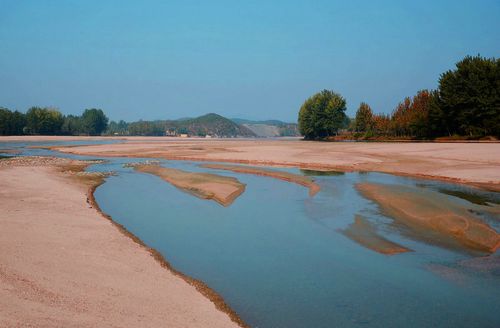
201, 163, 320, 196
341, 215, 411, 255
131, 163, 246, 206
356, 183, 500, 253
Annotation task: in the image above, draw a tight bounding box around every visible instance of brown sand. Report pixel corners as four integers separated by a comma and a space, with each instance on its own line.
341, 215, 412, 255
357, 183, 500, 253
201, 163, 320, 196
23, 137, 499, 192
131, 163, 245, 206
0, 157, 241, 328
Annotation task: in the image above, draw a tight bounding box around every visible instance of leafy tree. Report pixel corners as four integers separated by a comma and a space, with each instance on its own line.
436, 55, 500, 137
298, 89, 347, 139
354, 102, 374, 132
372, 113, 391, 135
25, 107, 64, 135
81, 108, 108, 135
61, 115, 83, 135
389, 90, 432, 138
0, 107, 26, 135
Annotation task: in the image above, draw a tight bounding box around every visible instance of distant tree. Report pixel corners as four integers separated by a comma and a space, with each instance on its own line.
25, 107, 64, 135
106, 120, 129, 135
81, 108, 108, 135
436, 55, 500, 137
390, 90, 432, 138
61, 115, 83, 135
0, 108, 26, 135
298, 89, 347, 139
372, 113, 391, 135
354, 102, 374, 132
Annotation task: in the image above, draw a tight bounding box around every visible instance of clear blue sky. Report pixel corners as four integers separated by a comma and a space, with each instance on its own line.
1, 0, 499, 122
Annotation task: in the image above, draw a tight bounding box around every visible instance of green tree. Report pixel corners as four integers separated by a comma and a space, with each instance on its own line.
436, 55, 500, 137
25, 107, 64, 135
0, 108, 26, 135
298, 89, 347, 139
61, 115, 83, 135
81, 108, 108, 135
354, 102, 374, 133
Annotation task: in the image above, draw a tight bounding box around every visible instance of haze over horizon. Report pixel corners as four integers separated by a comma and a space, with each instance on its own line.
1, 0, 499, 123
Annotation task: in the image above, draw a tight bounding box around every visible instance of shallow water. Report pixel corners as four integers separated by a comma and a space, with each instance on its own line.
2, 141, 500, 328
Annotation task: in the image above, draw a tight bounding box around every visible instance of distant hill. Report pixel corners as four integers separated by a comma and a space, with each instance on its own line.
231, 118, 300, 137
170, 113, 256, 137
108, 113, 257, 137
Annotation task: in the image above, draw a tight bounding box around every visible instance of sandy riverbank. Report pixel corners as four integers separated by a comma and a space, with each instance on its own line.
15, 137, 498, 191
0, 156, 241, 327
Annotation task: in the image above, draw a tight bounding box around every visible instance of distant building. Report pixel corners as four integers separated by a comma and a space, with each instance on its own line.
179, 134, 189, 138
205, 135, 212, 138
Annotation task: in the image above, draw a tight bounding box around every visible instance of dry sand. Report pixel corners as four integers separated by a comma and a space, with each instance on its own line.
0, 157, 241, 328
131, 163, 246, 206
25, 137, 500, 191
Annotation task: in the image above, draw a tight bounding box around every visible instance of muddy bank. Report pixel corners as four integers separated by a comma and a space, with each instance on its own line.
0, 156, 242, 327
341, 215, 412, 255
130, 163, 246, 206
357, 183, 500, 253
201, 163, 320, 196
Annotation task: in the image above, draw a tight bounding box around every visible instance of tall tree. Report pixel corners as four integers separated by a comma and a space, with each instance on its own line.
25, 107, 64, 135
298, 90, 347, 139
81, 108, 109, 135
354, 102, 374, 132
436, 55, 500, 137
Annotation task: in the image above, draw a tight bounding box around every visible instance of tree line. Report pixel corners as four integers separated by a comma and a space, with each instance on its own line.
0, 107, 108, 136
299, 55, 500, 140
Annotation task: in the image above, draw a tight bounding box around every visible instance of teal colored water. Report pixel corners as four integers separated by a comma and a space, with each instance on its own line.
1, 142, 499, 328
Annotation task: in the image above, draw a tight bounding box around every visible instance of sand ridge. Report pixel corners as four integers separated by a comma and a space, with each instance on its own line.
129, 162, 246, 206
201, 163, 320, 196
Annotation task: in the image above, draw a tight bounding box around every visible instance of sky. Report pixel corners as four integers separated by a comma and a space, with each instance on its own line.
0, 1, 499, 122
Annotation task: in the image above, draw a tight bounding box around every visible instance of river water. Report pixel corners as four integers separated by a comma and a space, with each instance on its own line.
2, 140, 499, 328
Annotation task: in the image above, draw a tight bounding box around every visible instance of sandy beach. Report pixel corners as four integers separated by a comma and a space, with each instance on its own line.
21, 136, 500, 191
0, 156, 240, 328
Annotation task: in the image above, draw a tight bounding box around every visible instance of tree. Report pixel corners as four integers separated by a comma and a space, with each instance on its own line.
61, 115, 83, 135
436, 55, 500, 137
25, 107, 64, 135
0, 108, 26, 135
354, 102, 374, 132
298, 89, 347, 139
81, 108, 108, 135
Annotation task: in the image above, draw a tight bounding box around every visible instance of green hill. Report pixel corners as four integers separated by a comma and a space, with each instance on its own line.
108, 113, 257, 137
171, 113, 256, 137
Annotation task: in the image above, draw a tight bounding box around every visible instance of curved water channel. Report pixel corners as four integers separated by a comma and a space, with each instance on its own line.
2, 140, 499, 328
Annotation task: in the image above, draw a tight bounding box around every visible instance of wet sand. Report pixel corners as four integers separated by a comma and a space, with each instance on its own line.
20, 137, 499, 192
201, 163, 320, 196
357, 183, 500, 253
131, 163, 246, 206
341, 215, 412, 255
0, 157, 241, 327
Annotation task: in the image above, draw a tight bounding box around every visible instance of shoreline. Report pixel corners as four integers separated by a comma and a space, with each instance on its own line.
87, 181, 249, 328
32, 138, 499, 193
51, 149, 500, 193
0, 157, 246, 327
